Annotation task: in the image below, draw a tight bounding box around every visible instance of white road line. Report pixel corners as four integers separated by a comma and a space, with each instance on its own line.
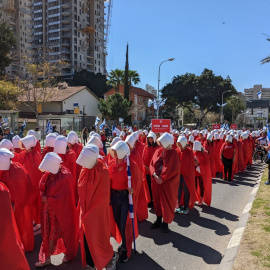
251, 187, 259, 195
227, 227, 245, 249
242, 202, 253, 214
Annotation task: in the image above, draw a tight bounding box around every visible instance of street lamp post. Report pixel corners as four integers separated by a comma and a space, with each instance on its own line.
221, 90, 232, 123
157, 58, 175, 119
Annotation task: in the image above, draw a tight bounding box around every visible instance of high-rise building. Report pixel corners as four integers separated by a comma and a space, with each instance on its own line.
1, 0, 107, 79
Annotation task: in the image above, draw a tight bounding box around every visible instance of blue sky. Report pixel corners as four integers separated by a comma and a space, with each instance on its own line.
106, 0, 270, 93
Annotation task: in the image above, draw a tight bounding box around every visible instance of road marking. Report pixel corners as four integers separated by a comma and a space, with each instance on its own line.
227, 227, 245, 249
242, 202, 253, 214
251, 187, 259, 195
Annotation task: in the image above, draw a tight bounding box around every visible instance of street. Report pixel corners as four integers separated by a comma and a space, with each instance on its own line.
25, 164, 263, 270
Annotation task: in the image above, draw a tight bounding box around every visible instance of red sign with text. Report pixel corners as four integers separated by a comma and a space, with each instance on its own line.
151, 119, 171, 133
230, 124, 238, 129
213, 124, 221, 129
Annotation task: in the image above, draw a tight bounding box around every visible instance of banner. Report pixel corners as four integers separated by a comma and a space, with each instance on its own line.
230, 124, 238, 129
213, 124, 221, 129
151, 119, 171, 133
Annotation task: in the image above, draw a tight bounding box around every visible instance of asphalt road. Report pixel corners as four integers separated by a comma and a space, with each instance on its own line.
25, 163, 263, 270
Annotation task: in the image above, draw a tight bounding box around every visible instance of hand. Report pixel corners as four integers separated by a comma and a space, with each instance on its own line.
42, 196, 47, 203
154, 175, 163, 184
220, 156, 222, 160
128, 188, 134, 195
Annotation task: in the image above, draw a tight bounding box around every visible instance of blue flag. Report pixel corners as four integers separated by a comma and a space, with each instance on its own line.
46, 121, 53, 133
99, 119, 106, 129
21, 119, 27, 128
257, 91, 262, 99
95, 116, 100, 127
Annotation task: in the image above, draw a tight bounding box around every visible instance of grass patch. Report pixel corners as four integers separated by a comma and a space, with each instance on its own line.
233, 168, 270, 270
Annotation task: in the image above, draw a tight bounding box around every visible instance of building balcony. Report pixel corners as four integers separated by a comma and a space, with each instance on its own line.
61, 9, 71, 16
61, 25, 71, 31
61, 1, 70, 8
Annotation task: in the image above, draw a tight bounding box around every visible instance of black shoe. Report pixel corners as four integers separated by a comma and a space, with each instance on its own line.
161, 222, 169, 233
117, 245, 122, 253
151, 216, 162, 229
119, 249, 128, 263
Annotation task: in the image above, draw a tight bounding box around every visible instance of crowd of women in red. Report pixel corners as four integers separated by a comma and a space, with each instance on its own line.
0, 126, 259, 270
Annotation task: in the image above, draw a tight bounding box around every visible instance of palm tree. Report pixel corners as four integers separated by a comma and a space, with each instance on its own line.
106, 69, 124, 92
261, 38, 270, 64
128, 70, 140, 87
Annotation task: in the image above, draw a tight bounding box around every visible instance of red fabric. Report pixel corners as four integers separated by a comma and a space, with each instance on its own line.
42, 146, 54, 159
38, 166, 79, 263
240, 139, 249, 168
214, 140, 223, 173
0, 183, 30, 270
149, 148, 180, 223
233, 140, 239, 175
135, 141, 144, 156
237, 140, 245, 172
109, 159, 140, 258
130, 148, 148, 221
33, 140, 41, 154
220, 142, 235, 159
58, 149, 77, 199
12, 151, 19, 163
99, 148, 108, 165
101, 134, 107, 142
194, 151, 212, 206
0, 163, 34, 251
176, 147, 196, 208
18, 149, 42, 224
107, 152, 115, 166
78, 161, 114, 270
14, 147, 23, 154
110, 160, 129, 190
247, 137, 253, 166
139, 136, 147, 145
203, 141, 216, 178
69, 142, 83, 203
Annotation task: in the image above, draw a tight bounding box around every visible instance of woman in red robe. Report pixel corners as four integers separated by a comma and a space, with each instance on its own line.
107, 137, 121, 166
77, 144, 117, 270
36, 152, 79, 267
0, 182, 30, 270
27, 129, 41, 154
213, 133, 223, 174
42, 133, 57, 159
18, 135, 42, 224
240, 133, 249, 169
142, 131, 159, 207
203, 134, 216, 178
88, 135, 108, 165
54, 135, 77, 199
236, 136, 245, 172
126, 134, 147, 222
193, 141, 212, 206
0, 138, 19, 162
109, 141, 141, 261
0, 149, 34, 251
176, 136, 196, 214
150, 132, 180, 233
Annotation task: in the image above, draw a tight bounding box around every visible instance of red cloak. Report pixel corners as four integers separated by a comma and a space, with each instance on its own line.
109, 159, 140, 258
240, 139, 249, 169
38, 166, 79, 263
58, 149, 77, 199
33, 140, 41, 154
78, 161, 114, 270
135, 140, 144, 156
237, 140, 245, 172
14, 147, 23, 154
194, 150, 212, 206
130, 147, 148, 221
0, 183, 30, 270
203, 141, 216, 178
18, 149, 42, 224
233, 140, 239, 175
41, 146, 54, 159
149, 148, 180, 223
0, 162, 34, 251
176, 147, 196, 208
247, 137, 253, 166
107, 152, 115, 166
219, 142, 236, 180
214, 140, 223, 173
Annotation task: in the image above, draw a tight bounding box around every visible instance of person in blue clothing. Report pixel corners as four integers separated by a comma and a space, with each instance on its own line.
4, 127, 14, 141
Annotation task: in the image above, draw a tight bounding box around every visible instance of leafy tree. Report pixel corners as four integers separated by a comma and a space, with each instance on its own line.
106, 69, 124, 92
18, 61, 64, 118
0, 80, 21, 110
128, 70, 140, 86
70, 70, 110, 98
223, 95, 245, 123
0, 22, 16, 76
98, 93, 132, 124
124, 44, 129, 100
162, 69, 237, 126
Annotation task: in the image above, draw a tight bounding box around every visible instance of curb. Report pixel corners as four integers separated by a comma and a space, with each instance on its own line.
218, 164, 266, 270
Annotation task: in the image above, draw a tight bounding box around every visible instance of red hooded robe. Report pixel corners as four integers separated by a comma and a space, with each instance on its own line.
214, 140, 223, 173
18, 149, 42, 224
149, 148, 180, 223
194, 150, 212, 206
0, 183, 30, 270
176, 147, 196, 208
237, 140, 245, 172
38, 166, 79, 263
0, 162, 34, 251
41, 146, 54, 159
203, 141, 216, 178
78, 161, 114, 270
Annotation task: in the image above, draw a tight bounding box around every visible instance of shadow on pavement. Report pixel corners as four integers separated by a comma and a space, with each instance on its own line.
139, 220, 222, 265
